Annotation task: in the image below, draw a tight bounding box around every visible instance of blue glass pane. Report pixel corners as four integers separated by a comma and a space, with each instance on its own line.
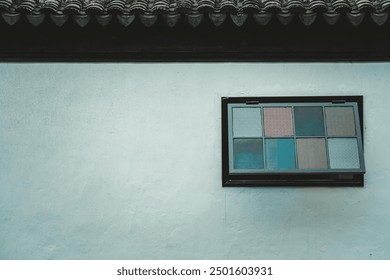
328, 138, 360, 169
294, 106, 325, 136
233, 139, 263, 169
265, 138, 296, 169
233, 107, 262, 137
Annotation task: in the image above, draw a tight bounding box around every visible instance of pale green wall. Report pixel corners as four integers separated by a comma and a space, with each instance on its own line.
0, 63, 389, 259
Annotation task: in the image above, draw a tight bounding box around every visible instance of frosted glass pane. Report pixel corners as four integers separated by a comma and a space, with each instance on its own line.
265, 138, 296, 169
328, 138, 360, 169
233, 139, 263, 169
264, 107, 293, 137
294, 106, 325, 136
233, 108, 262, 137
297, 138, 328, 169
325, 107, 356, 137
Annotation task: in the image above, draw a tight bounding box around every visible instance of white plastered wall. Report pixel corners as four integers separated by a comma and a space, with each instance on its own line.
0, 63, 389, 259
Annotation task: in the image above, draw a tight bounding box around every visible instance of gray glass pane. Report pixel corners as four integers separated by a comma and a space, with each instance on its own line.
325, 107, 356, 137
294, 106, 325, 136
265, 138, 296, 169
233, 139, 263, 169
328, 138, 360, 169
233, 108, 262, 137
297, 138, 328, 169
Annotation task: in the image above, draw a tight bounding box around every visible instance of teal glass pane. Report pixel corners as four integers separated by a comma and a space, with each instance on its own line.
265, 138, 296, 169
294, 106, 325, 136
328, 138, 360, 169
233, 139, 263, 169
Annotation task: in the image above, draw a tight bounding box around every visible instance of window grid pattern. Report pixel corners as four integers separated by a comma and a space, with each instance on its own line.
229, 103, 364, 174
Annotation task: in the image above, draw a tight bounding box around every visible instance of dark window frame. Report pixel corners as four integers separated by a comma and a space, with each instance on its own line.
222, 96, 365, 187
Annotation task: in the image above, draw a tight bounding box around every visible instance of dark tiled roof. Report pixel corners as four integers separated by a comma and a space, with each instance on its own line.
1, 0, 390, 27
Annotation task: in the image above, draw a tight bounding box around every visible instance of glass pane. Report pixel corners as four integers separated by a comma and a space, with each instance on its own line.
264, 107, 293, 137
265, 138, 296, 169
233, 139, 263, 169
297, 138, 328, 169
325, 107, 356, 137
232, 107, 262, 137
328, 138, 360, 169
294, 106, 325, 136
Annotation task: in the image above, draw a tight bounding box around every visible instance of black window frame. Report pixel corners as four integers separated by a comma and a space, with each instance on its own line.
222, 96, 365, 187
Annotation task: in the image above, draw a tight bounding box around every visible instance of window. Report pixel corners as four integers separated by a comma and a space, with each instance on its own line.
222, 96, 365, 186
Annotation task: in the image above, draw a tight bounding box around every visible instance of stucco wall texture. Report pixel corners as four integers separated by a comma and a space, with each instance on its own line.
0, 63, 390, 260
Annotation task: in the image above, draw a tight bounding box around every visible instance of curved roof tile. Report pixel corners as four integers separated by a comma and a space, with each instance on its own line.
42, 0, 61, 12
85, 0, 106, 12
263, 0, 282, 11
63, 0, 83, 12
330, 0, 351, 11
0, 0, 389, 25
17, 0, 38, 12
107, 0, 126, 11
0, 0, 13, 10
307, 0, 327, 11
355, 0, 376, 10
